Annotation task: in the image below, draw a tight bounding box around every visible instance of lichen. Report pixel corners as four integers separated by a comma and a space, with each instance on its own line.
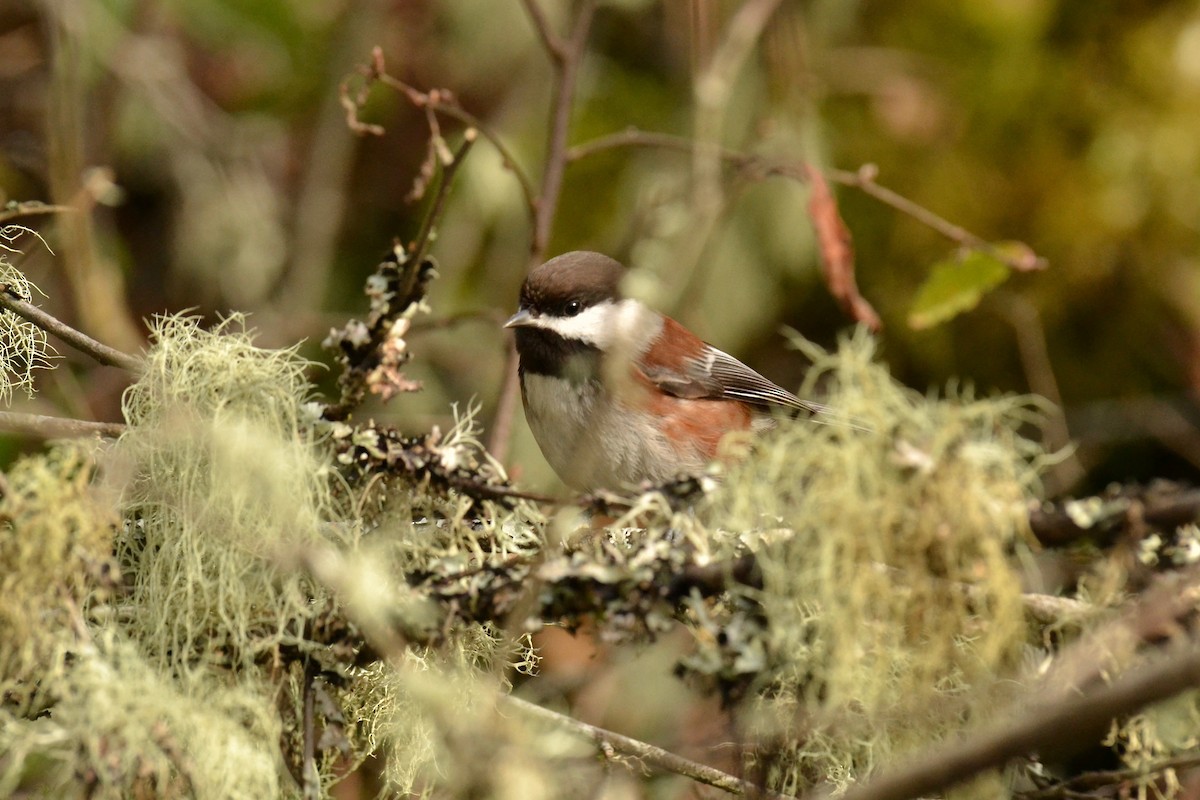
709, 328, 1044, 794
0, 236, 58, 402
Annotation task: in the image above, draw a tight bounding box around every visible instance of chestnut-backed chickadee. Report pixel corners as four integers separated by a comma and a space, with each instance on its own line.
506, 251, 827, 490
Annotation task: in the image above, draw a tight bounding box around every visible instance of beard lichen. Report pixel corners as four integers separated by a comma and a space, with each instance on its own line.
343, 627, 580, 800
0, 255, 57, 403
113, 314, 347, 680
707, 329, 1045, 795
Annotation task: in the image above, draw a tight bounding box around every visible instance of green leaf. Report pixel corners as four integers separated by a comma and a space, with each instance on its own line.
908, 250, 1011, 330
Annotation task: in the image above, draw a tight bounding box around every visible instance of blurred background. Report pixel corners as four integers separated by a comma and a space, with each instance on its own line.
1, 0, 1199, 495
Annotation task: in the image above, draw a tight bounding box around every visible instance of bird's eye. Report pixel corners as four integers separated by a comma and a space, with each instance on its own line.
564, 300, 582, 317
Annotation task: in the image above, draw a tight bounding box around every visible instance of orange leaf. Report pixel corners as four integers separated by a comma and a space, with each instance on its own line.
804, 163, 882, 331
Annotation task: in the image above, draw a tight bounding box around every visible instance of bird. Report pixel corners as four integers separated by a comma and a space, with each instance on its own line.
505, 251, 828, 491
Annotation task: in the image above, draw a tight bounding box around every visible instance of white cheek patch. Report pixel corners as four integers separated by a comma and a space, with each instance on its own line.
533, 299, 658, 350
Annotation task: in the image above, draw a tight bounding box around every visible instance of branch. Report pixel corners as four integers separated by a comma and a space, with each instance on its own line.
564, 129, 1047, 274
301, 663, 320, 800
1028, 482, 1200, 546
490, 0, 596, 463
0, 202, 75, 224
486, 344, 523, 464
0, 411, 125, 439
519, 0, 566, 63
1019, 752, 1200, 800
827, 646, 1200, 800
409, 129, 477, 267
669, 0, 782, 315
530, 0, 596, 260
825, 165, 1047, 272
355, 49, 538, 224
0, 286, 142, 372
505, 695, 798, 799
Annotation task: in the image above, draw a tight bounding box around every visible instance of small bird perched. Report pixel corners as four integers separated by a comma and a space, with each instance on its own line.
506, 251, 827, 490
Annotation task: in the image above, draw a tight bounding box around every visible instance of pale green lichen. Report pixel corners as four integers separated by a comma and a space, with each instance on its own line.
0, 440, 115, 711
112, 313, 348, 680
709, 329, 1044, 795
0, 243, 58, 403
0, 635, 282, 799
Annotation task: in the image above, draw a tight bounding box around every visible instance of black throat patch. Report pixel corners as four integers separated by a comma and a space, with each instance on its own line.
515, 327, 602, 385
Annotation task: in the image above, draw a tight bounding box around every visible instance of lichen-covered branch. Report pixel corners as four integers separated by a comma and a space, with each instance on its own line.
321, 247, 437, 421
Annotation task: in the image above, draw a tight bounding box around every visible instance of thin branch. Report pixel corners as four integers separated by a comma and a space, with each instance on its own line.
564, 129, 1047, 274
0, 286, 142, 372
409, 129, 477, 268
519, 0, 566, 63
489, 0, 596, 463
669, 0, 783, 316
990, 291, 1085, 493
484, 342, 523, 463
0, 202, 75, 224
301, 662, 320, 800
276, 0, 387, 317
0, 411, 125, 439
1019, 752, 1200, 800
505, 695, 798, 799
409, 309, 507, 335
358, 50, 538, 223
825, 165, 1046, 272
566, 128, 707, 163
827, 646, 1200, 800
531, 0, 596, 260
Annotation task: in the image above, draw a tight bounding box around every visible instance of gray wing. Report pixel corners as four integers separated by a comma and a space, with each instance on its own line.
704, 346, 828, 416
641, 343, 827, 417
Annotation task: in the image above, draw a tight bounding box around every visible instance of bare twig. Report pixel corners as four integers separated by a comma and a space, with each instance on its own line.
828, 647, 1200, 800
1018, 752, 1200, 799
519, 0, 566, 63
410, 129, 477, 268
301, 663, 320, 800
565, 129, 1047, 274
530, 0, 596, 260
990, 291, 1085, 493
346, 48, 538, 222
489, 1, 597, 463
0, 287, 142, 372
409, 309, 507, 334
670, 0, 783, 315
0, 203, 75, 224
566, 128, 703, 163
277, 0, 388, 316
505, 695, 798, 799
0, 411, 125, 439
484, 341, 523, 464
825, 165, 1047, 272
